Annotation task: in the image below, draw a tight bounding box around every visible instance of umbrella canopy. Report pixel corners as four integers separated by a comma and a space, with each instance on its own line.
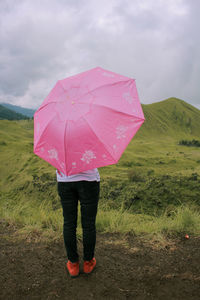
34, 67, 145, 175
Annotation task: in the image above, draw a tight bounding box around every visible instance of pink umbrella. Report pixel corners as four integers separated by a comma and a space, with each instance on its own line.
34, 67, 145, 175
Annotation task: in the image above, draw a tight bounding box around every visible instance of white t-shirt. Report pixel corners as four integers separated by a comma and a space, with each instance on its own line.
56, 168, 100, 182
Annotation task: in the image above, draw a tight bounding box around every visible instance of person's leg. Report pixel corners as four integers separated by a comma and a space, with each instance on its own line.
78, 181, 100, 261
57, 182, 79, 262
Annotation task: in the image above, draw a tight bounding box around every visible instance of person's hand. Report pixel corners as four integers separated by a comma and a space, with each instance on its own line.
57, 169, 62, 176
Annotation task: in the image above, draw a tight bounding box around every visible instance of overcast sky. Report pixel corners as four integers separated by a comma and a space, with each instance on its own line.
0, 0, 199, 109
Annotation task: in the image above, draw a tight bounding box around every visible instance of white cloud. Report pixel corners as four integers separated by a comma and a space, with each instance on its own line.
0, 0, 199, 109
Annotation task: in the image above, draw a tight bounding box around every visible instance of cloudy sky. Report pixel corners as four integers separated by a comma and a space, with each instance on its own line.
0, 0, 199, 109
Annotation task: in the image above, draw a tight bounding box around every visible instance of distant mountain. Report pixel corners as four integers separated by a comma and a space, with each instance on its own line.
140, 98, 200, 138
0, 104, 29, 120
0, 103, 36, 118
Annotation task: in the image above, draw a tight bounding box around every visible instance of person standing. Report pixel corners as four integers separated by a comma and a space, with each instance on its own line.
57, 168, 100, 277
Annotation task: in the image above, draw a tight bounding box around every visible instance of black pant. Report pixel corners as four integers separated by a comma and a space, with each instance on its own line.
57, 181, 100, 262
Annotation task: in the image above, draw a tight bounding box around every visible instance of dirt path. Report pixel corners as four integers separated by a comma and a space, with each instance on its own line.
0, 220, 200, 300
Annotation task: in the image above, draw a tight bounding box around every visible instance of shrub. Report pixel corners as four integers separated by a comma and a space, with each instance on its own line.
122, 161, 143, 167
147, 169, 155, 176
179, 139, 200, 147
128, 170, 145, 182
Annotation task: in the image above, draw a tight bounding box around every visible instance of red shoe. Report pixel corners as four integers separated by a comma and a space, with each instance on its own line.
83, 258, 96, 274
66, 260, 79, 278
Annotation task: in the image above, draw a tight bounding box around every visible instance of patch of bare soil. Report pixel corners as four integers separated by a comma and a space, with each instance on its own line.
0, 220, 200, 300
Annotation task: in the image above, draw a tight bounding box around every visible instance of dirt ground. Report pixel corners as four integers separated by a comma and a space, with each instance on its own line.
0, 220, 200, 300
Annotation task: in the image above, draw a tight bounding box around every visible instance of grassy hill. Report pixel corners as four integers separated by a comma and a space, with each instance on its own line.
0, 104, 30, 120
0, 103, 35, 118
140, 97, 200, 138
0, 98, 200, 236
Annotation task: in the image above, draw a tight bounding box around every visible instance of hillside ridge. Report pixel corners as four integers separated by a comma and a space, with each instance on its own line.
0, 104, 30, 120
140, 97, 200, 138
0, 103, 35, 118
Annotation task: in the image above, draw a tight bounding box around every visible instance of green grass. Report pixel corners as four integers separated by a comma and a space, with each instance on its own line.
1, 197, 199, 241
0, 98, 200, 240
96, 205, 200, 235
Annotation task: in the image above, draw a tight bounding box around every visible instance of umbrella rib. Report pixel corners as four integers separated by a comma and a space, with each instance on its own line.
34, 114, 58, 151
35, 101, 58, 114
83, 102, 145, 121
59, 79, 133, 105
36, 81, 67, 114
81, 115, 118, 163
82, 79, 134, 98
